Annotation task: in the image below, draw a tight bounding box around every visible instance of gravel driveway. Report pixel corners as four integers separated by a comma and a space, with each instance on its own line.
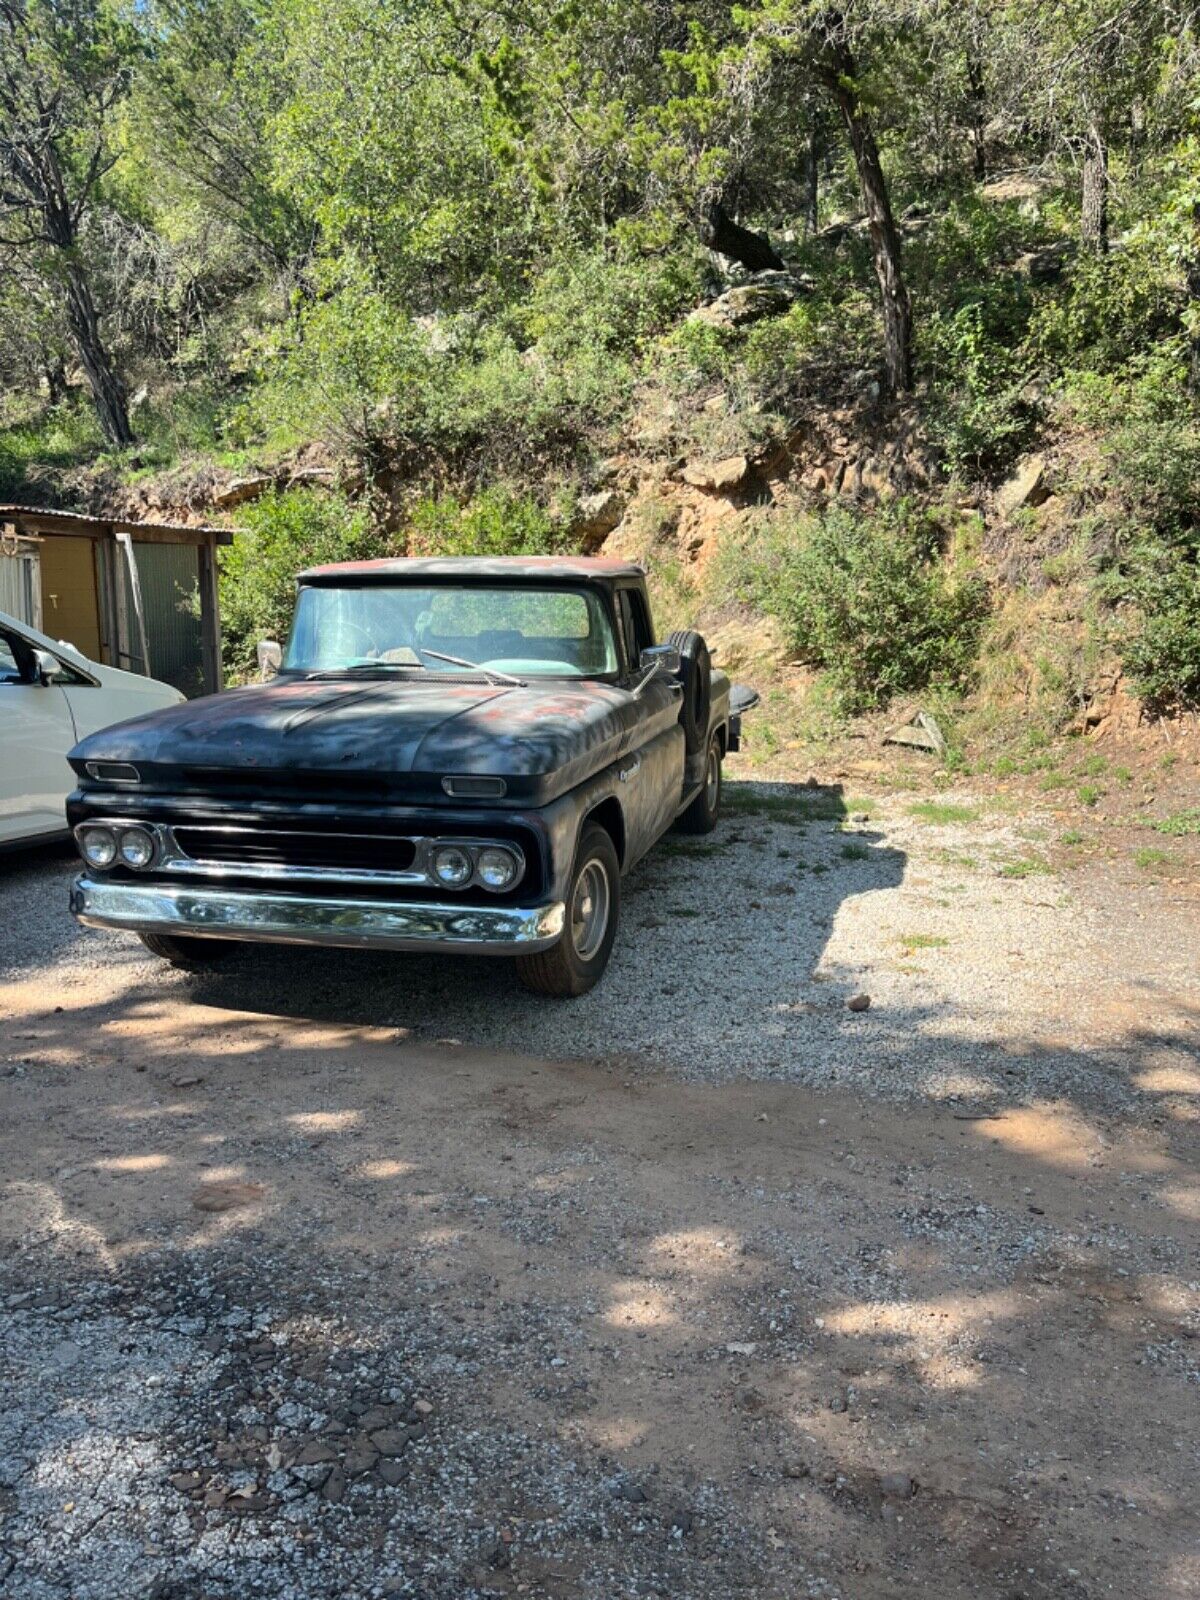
1, 779, 1197, 1599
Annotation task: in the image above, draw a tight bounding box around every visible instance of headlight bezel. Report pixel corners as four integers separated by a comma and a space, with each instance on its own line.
428, 839, 525, 894
75, 821, 159, 872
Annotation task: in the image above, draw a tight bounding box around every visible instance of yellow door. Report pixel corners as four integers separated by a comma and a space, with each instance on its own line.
39, 535, 102, 661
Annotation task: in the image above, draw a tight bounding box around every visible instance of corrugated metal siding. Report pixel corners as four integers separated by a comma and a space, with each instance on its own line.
125, 541, 205, 697
0, 550, 39, 626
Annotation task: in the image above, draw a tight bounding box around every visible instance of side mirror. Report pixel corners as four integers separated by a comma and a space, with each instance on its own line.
639, 643, 681, 676
33, 648, 60, 685
257, 639, 283, 680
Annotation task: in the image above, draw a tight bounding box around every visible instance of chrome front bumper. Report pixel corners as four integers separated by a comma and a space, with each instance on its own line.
70, 876, 566, 955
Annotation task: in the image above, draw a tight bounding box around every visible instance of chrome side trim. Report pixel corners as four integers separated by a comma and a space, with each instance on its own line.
70, 876, 566, 955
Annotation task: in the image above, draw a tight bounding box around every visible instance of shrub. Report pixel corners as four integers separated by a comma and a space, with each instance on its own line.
922, 300, 1040, 473
0, 400, 104, 497
406, 487, 569, 558
219, 488, 383, 680
1027, 246, 1178, 372
1069, 354, 1200, 711
722, 501, 990, 712
1117, 543, 1200, 711
250, 266, 435, 461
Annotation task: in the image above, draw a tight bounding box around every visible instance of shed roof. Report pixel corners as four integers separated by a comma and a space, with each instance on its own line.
0, 503, 232, 545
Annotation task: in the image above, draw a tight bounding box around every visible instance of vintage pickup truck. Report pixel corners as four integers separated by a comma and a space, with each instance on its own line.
67, 557, 756, 996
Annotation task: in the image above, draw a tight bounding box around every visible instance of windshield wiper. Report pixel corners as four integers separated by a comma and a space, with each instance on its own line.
417, 649, 525, 687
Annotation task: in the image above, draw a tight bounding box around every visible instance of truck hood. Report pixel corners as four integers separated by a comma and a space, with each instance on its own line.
70, 674, 635, 805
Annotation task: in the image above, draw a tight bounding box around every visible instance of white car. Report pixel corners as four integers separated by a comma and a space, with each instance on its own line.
0, 607, 185, 848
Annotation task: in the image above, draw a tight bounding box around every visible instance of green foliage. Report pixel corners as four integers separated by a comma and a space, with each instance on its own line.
249, 266, 435, 458
1118, 546, 1200, 711
1, 0, 1195, 734
1027, 247, 1179, 373
910, 197, 1045, 472
922, 301, 1039, 473
722, 502, 990, 712
909, 801, 979, 825
0, 402, 104, 498
219, 488, 382, 678
1152, 809, 1200, 836
1066, 354, 1200, 711
1133, 846, 1171, 871
407, 488, 569, 558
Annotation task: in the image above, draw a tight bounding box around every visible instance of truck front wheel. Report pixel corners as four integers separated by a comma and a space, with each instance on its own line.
516, 823, 620, 998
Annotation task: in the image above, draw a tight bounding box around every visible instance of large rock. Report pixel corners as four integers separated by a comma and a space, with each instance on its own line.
688, 271, 813, 331
681, 455, 749, 492
996, 454, 1050, 517
573, 489, 626, 551
705, 615, 786, 673
212, 474, 272, 509
1014, 242, 1073, 283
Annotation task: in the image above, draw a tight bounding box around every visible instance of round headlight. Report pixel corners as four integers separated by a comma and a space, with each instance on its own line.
79, 826, 117, 869
476, 847, 518, 890
118, 827, 156, 870
432, 845, 473, 887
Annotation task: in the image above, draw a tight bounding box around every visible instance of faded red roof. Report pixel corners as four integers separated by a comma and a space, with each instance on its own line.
298, 555, 646, 583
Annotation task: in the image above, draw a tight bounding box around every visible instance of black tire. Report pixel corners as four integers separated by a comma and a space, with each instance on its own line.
516, 823, 620, 998
666, 629, 711, 757
675, 731, 723, 834
139, 932, 236, 971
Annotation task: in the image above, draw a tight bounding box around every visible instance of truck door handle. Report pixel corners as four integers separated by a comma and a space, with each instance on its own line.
619, 755, 642, 782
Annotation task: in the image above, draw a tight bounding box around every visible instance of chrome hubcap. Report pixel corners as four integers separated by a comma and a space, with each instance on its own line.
570, 858, 611, 961
705, 742, 720, 808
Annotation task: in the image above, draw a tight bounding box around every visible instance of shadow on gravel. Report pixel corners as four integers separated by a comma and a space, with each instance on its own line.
147, 781, 910, 1078
0, 837, 78, 972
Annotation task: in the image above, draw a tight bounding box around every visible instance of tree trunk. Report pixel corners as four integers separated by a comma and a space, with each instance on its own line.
696, 199, 785, 273
62, 259, 134, 448
803, 126, 820, 235
1186, 204, 1200, 398
822, 46, 913, 395
43, 356, 69, 407
1081, 122, 1109, 254
966, 54, 988, 182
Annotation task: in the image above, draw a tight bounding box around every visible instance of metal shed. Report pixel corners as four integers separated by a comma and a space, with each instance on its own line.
0, 505, 230, 697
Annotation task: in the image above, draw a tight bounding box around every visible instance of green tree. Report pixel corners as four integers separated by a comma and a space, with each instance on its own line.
0, 0, 141, 446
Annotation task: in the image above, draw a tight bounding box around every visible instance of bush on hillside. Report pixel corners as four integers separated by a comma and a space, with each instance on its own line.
1067, 353, 1200, 711
1026, 246, 1178, 373
1118, 544, 1200, 711
407, 487, 570, 557
722, 501, 990, 712
220, 488, 384, 679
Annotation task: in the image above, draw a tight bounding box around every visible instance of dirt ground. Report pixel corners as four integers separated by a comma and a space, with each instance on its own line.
1, 768, 1197, 1600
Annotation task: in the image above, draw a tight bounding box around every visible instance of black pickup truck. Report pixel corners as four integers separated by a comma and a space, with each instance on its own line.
67, 557, 757, 996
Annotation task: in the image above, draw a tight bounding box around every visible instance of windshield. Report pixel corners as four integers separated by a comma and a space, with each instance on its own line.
284, 583, 619, 678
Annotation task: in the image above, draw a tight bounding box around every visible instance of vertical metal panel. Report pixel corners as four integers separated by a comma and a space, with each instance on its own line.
126, 540, 205, 697
197, 537, 223, 693
0, 548, 39, 626
116, 532, 152, 677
